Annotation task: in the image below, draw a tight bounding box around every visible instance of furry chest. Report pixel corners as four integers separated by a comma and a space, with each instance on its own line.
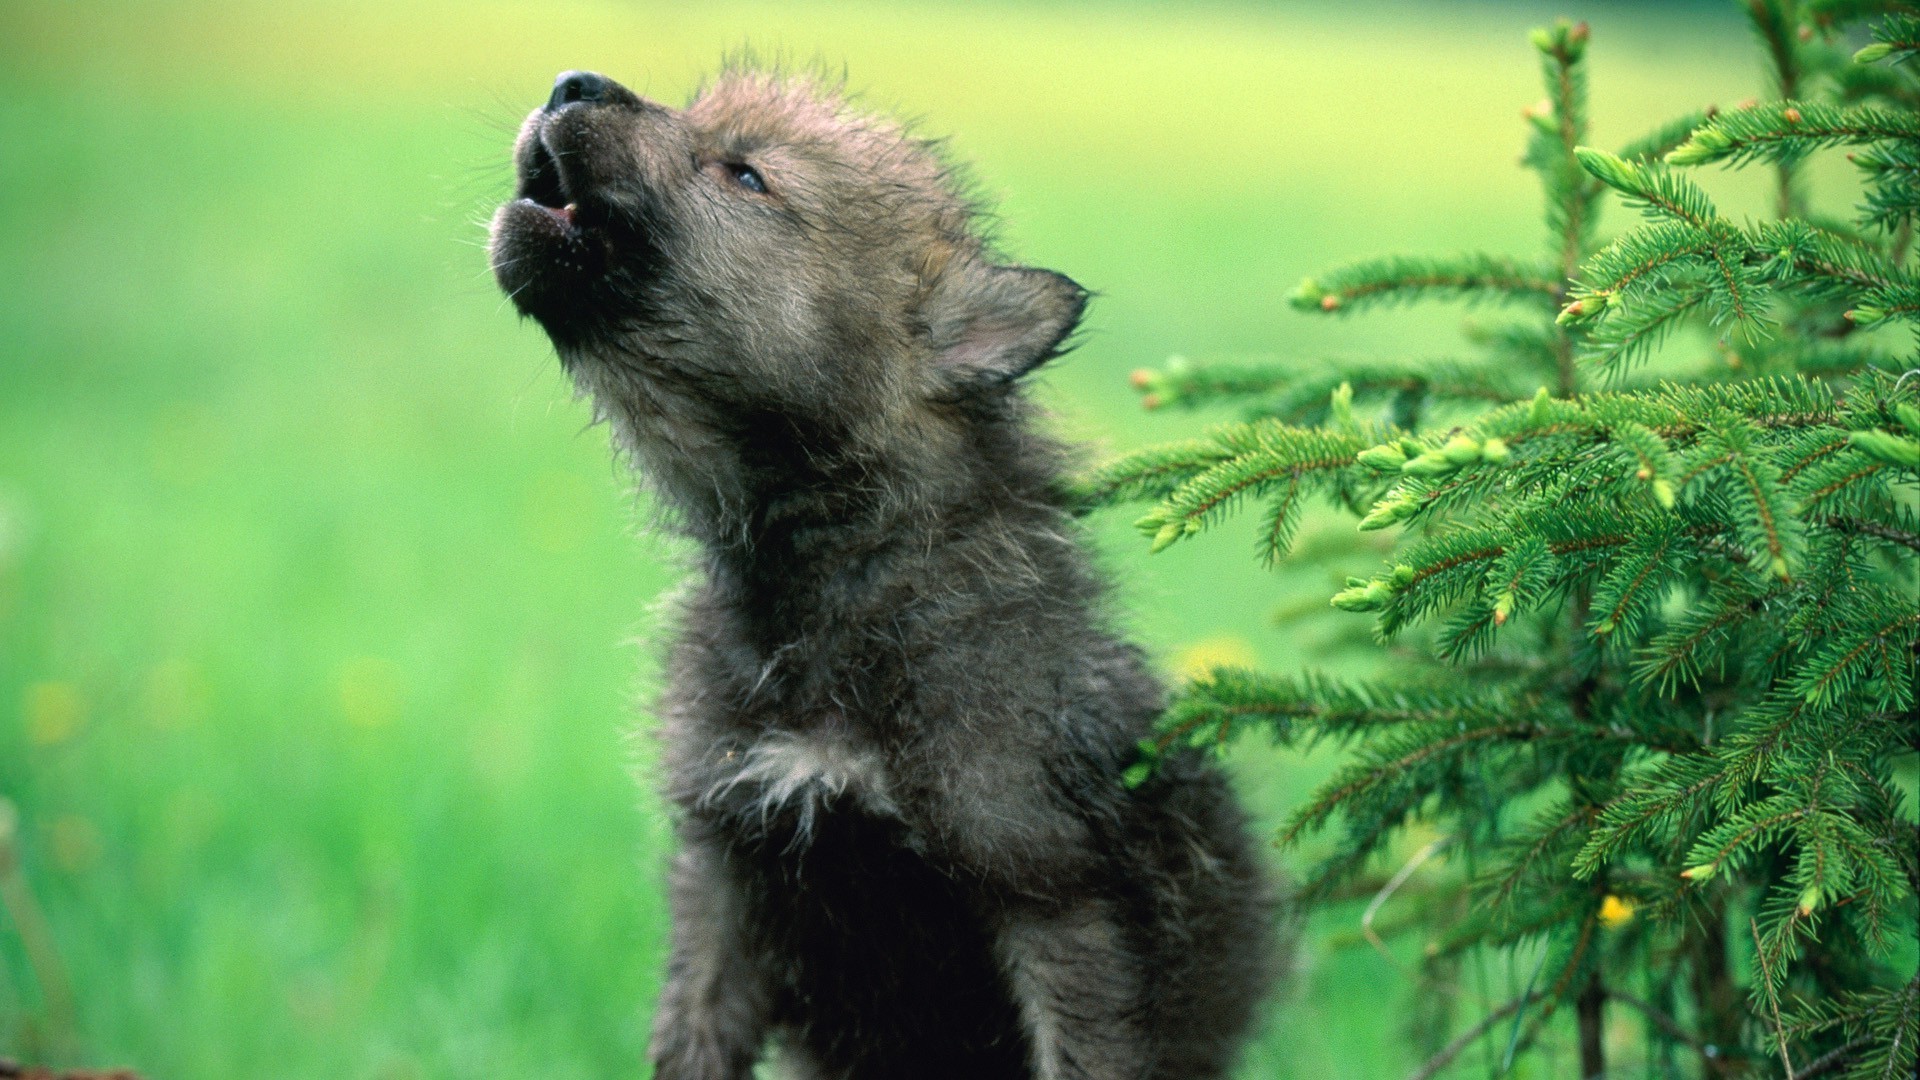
695, 731, 899, 840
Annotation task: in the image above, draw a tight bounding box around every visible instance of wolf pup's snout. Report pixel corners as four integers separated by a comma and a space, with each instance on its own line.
547, 70, 610, 110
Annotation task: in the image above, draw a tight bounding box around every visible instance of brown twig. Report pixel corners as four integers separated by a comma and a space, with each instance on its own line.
1404, 992, 1547, 1080
1794, 1035, 1872, 1079
1751, 917, 1798, 1080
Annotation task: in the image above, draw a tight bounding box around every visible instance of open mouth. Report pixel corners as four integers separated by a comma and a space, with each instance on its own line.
518, 131, 579, 229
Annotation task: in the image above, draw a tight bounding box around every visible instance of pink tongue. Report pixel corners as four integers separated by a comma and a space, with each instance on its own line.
549, 203, 575, 226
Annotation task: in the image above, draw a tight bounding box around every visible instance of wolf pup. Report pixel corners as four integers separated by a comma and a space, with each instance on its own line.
490, 67, 1279, 1080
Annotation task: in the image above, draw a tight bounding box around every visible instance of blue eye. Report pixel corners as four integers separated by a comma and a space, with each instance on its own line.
727, 163, 767, 194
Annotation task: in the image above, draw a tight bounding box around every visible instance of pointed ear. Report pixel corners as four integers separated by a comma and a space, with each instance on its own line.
921, 261, 1089, 389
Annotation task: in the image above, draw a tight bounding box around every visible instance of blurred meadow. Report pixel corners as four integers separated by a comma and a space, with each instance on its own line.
0, 0, 1784, 1075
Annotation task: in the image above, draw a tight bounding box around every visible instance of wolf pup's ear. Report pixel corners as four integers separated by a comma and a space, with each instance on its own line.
922, 261, 1088, 392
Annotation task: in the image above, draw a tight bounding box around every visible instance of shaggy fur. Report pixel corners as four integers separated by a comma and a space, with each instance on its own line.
489, 66, 1280, 1080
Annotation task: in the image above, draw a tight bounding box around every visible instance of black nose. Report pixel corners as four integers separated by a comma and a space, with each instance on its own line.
547, 70, 609, 111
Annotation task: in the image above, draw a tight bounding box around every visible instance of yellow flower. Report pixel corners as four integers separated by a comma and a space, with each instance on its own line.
1173, 636, 1258, 682
1599, 894, 1636, 928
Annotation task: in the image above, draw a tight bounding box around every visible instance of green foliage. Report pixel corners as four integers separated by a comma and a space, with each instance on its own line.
1090, 7, 1920, 1078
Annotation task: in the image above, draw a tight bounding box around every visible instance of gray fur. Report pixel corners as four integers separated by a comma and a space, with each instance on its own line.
489, 65, 1283, 1080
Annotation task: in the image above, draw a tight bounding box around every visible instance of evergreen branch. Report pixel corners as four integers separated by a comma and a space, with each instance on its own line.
1685, 411, 1805, 578
1292, 254, 1561, 315
1575, 147, 1720, 227
1760, 218, 1916, 295
1132, 423, 1366, 555
1790, 601, 1920, 707
1783, 433, 1861, 483
1668, 100, 1920, 167
1533, 20, 1600, 291
1682, 794, 1813, 881
1279, 720, 1553, 848
1574, 222, 1719, 299
1579, 285, 1710, 381
1131, 356, 1531, 419
1633, 580, 1780, 692
1820, 513, 1920, 551
1853, 12, 1920, 68
1589, 516, 1687, 640
1619, 109, 1718, 164
1068, 438, 1232, 508
1482, 800, 1601, 913
1576, 759, 1721, 875
1126, 356, 1295, 411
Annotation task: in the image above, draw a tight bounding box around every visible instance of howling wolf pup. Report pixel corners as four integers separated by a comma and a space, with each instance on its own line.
490, 67, 1279, 1080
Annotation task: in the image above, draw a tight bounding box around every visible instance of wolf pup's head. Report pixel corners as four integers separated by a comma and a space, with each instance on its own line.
490, 68, 1086, 525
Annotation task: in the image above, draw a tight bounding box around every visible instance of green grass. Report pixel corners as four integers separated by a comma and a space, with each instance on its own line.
0, 1, 1765, 1075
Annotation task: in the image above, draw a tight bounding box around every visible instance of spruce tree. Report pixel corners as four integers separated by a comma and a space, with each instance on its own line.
1085, 5, 1920, 1076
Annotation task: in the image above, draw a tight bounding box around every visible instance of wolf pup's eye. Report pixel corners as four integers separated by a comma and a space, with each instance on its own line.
725, 163, 767, 194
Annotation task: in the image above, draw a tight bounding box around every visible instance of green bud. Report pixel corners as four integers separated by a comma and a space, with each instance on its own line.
1289, 278, 1325, 311
1854, 42, 1896, 64
1150, 521, 1185, 553
1848, 305, 1888, 326
1595, 618, 1616, 636
1120, 761, 1154, 789
1680, 862, 1717, 881
1480, 438, 1511, 464
1440, 435, 1483, 465
1401, 452, 1460, 477
1329, 381, 1357, 433
1797, 884, 1823, 916
1651, 479, 1676, 509
1357, 496, 1416, 532
1565, 20, 1589, 59
1891, 402, 1920, 438
1356, 444, 1409, 471
1666, 128, 1732, 166
1769, 555, 1791, 581
1528, 386, 1553, 425
1331, 580, 1392, 612
1529, 26, 1556, 53
1851, 429, 1920, 468
1573, 147, 1637, 191
1388, 564, 1417, 588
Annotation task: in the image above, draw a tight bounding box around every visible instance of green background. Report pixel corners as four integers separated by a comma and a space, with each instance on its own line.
0, 1, 1773, 1075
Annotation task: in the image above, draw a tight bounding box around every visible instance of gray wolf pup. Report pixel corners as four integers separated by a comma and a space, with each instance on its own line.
490, 66, 1279, 1080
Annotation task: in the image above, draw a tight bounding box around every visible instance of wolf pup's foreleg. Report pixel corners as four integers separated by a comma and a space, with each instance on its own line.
648, 836, 770, 1080
998, 901, 1155, 1080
